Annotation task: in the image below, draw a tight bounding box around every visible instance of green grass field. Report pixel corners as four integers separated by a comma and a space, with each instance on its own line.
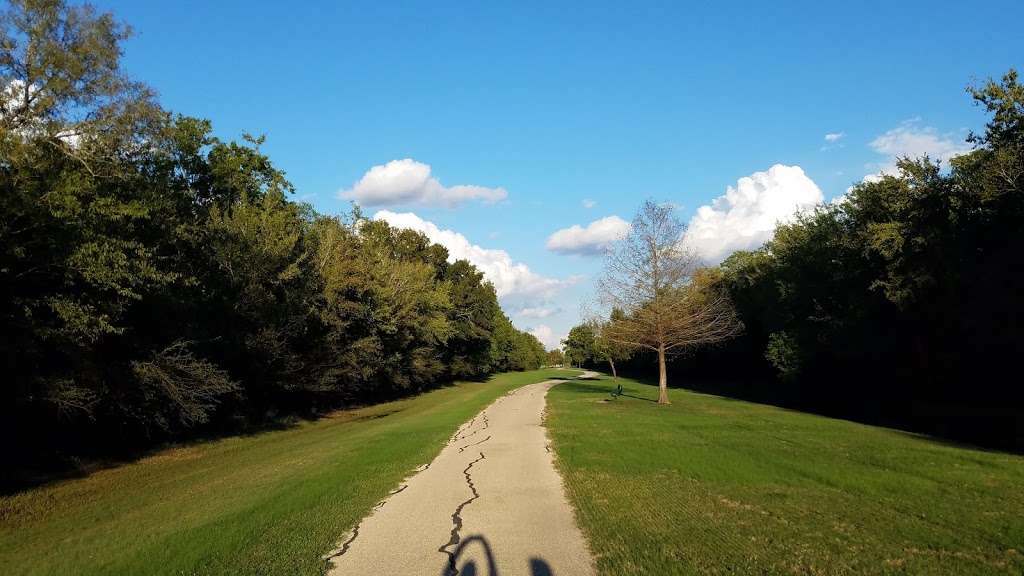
547, 374, 1024, 575
0, 369, 575, 576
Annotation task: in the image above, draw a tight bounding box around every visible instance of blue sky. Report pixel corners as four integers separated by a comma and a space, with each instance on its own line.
95, 0, 1022, 348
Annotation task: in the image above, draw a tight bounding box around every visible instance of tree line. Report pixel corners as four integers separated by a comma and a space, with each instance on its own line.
1, 0, 545, 476
567, 70, 1024, 449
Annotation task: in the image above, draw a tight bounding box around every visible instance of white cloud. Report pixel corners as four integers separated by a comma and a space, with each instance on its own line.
546, 215, 631, 256
581, 199, 597, 209
865, 119, 970, 179
527, 324, 564, 351
684, 164, 824, 263
821, 132, 846, 151
340, 159, 507, 208
373, 210, 576, 300
517, 306, 561, 319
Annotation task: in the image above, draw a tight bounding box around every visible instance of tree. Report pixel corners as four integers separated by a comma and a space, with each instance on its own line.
0, 0, 162, 174
705, 70, 1024, 449
562, 323, 596, 368
562, 316, 631, 375
489, 310, 545, 372
599, 200, 741, 404
442, 259, 499, 380
0, 0, 174, 433
2, 0, 550, 470
590, 310, 632, 379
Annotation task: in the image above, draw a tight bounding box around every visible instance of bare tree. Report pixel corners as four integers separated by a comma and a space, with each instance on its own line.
598, 200, 742, 404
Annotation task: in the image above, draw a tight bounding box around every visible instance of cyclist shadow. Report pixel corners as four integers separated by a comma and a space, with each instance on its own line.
443, 535, 555, 576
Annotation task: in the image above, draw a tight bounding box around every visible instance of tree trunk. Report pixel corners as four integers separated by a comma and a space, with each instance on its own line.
657, 343, 670, 404
607, 357, 617, 379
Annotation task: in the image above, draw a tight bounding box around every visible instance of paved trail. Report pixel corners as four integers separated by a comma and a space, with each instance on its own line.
325, 372, 598, 576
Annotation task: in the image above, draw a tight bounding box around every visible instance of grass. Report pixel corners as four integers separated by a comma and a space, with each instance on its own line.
0, 368, 576, 576
547, 374, 1024, 575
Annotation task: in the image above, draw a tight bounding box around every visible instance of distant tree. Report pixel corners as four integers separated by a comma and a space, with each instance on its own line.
518, 331, 546, 370
489, 310, 544, 372
443, 259, 499, 379
562, 323, 596, 368
562, 315, 632, 377
590, 310, 633, 379
545, 348, 565, 367
600, 200, 741, 403
488, 311, 519, 371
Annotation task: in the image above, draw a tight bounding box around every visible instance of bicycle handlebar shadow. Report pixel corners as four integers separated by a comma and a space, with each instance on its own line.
441, 535, 555, 576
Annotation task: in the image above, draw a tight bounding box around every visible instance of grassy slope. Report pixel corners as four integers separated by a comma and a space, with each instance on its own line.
547, 375, 1024, 575
0, 368, 576, 576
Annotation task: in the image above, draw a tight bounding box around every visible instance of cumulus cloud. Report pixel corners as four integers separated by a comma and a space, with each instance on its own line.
546, 215, 631, 256
373, 210, 576, 300
684, 164, 824, 263
340, 159, 507, 208
527, 324, 564, 351
865, 119, 970, 179
517, 306, 561, 319
581, 199, 597, 209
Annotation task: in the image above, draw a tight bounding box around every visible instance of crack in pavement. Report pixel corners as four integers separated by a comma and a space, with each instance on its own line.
323, 484, 409, 563
450, 417, 477, 442
458, 435, 491, 453
456, 412, 487, 444
455, 412, 489, 443
438, 451, 486, 576
328, 408, 492, 567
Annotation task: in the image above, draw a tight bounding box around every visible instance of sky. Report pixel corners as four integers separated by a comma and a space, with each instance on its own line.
94, 0, 1023, 349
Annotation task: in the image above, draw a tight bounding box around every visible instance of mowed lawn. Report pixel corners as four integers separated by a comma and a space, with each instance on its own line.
0, 368, 576, 576
547, 375, 1024, 575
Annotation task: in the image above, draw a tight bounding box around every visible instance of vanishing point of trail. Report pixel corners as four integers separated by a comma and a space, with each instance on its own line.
325, 372, 598, 576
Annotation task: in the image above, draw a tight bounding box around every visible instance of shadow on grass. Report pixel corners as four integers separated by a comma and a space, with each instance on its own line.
2, 378, 486, 495
599, 372, 1024, 455
5, 370, 568, 495
348, 409, 404, 423
556, 380, 660, 403
1, 415, 307, 495
617, 393, 658, 403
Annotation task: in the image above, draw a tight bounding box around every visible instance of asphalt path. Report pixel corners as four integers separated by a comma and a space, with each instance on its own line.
325, 371, 599, 576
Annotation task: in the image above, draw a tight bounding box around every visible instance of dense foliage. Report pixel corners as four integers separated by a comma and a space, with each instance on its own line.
1, 0, 544, 471
570, 71, 1024, 448
710, 71, 1024, 447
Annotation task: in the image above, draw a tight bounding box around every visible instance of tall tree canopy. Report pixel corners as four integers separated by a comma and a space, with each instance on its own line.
709, 70, 1024, 448
1, 0, 544, 476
